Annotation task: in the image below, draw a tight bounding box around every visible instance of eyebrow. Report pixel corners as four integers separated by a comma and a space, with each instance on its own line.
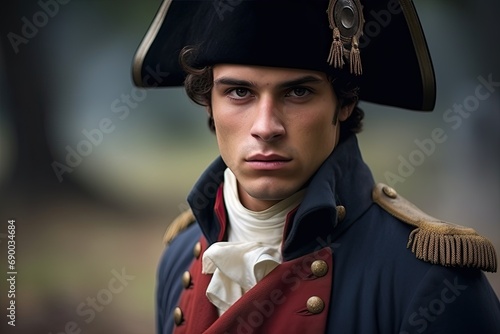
213, 78, 255, 87
213, 75, 324, 89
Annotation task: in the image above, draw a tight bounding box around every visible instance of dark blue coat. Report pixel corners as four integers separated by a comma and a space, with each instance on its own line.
157, 135, 500, 333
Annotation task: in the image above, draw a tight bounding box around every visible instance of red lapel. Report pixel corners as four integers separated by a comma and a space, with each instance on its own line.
174, 243, 333, 333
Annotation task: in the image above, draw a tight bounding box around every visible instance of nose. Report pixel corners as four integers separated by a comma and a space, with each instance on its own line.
250, 96, 285, 142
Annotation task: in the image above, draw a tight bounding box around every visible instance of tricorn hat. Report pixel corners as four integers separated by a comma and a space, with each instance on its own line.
132, 0, 436, 111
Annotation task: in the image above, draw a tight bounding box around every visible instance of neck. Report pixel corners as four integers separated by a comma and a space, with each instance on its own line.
223, 168, 305, 244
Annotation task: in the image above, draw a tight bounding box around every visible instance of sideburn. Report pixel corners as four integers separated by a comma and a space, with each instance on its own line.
332, 104, 341, 125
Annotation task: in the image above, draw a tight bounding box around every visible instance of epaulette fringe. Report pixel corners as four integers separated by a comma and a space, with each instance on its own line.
163, 208, 196, 245
373, 183, 497, 272
408, 226, 497, 272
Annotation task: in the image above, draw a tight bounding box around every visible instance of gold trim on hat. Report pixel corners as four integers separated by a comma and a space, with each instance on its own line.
132, 0, 173, 87
399, 0, 436, 111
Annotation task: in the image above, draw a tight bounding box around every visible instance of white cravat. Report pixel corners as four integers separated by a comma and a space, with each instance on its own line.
202, 168, 305, 315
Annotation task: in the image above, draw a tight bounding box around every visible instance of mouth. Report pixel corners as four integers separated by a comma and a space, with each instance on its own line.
245, 153, 292, 170
246, 153, 292, 162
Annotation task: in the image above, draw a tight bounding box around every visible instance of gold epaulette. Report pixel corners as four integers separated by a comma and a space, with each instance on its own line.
372, 183, 497, 272
162, 209, 196, 245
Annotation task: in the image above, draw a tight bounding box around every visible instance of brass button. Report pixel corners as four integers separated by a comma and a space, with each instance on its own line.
193, 242, 201, 259
382, 186, 397, 199
311, 260, 328, 277
306, 296, 325, 314
173, 307, 183, 326
182, 271, 192, 288
336, 205, 346, 221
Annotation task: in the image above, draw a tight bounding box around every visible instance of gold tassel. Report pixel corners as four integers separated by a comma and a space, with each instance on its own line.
327, 27, 344, 68
349, 36, 362, 75
408, 226, 497, 272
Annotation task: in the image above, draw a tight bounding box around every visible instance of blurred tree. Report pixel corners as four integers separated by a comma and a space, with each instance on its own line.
0, 0, 58, 198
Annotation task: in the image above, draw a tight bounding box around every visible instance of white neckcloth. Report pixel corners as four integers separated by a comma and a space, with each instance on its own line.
202, 168, 305, 315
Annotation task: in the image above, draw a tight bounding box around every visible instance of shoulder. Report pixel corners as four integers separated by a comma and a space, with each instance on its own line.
157, 211, 202, 334
158, 209, 202, 284
372, 183, 497, 272
163, 208, 197, 245
157, 209, 202, 297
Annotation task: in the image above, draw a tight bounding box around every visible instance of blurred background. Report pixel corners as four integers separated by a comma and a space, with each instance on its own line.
0, 0, 498, 333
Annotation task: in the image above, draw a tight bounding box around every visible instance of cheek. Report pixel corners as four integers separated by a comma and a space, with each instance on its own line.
212, 98, 243, 131
212, 107, 244, 164
296, 107, 337, 149
304, 125, 336, 166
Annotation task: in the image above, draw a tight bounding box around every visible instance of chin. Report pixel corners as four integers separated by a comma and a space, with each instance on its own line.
245, 182, 298, 202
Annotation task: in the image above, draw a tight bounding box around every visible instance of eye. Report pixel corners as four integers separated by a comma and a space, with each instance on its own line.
286, 87, 311, 98
228, 88, 250, 99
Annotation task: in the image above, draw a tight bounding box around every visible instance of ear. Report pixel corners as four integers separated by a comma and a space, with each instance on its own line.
338, 103, 356, 122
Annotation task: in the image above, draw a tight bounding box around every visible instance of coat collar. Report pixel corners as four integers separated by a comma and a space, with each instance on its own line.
187, 135, 375, 260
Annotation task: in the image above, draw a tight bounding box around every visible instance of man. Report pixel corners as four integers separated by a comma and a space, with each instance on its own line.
132, 0, 500, 333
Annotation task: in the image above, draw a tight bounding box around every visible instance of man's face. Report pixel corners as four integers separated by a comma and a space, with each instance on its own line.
211, 64, 351, 211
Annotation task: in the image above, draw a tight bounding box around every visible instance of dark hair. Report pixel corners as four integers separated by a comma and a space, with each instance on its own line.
179, 47, 364, 141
